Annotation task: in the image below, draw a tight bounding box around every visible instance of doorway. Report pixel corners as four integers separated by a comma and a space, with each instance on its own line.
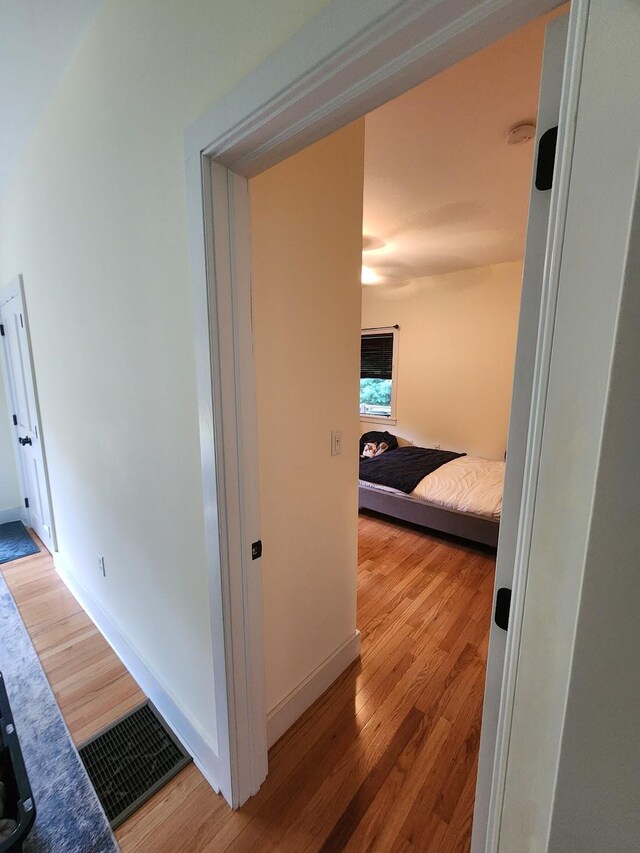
357, 9, 566, 846
0, 275, 56, 553
184, 0, 610, 846
245, 9, 565, 849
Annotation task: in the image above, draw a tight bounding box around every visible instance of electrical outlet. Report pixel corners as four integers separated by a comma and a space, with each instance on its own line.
331, 430, 343, 456
434, 443, 441, 450
97, 554, 106, 577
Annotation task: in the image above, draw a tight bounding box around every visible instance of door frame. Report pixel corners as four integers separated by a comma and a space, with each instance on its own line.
184, 0, 577, 824
0, 274, 57, 550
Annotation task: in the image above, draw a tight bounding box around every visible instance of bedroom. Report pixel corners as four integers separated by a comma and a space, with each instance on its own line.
356, 32, 529, 546
352, 3, 572, 840
351, 9, 559, 841
355, 3, 555, 545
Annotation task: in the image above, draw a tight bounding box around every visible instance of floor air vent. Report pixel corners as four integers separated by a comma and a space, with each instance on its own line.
79, 701, 192, 828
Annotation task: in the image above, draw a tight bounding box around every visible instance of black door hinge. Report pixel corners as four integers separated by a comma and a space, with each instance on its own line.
251, 540, 263, 560
535, 125, 558, 191
12, 415, 17, 426
494, 587, 512, 631
24, 498, 29, 509
0, 324, 4, 336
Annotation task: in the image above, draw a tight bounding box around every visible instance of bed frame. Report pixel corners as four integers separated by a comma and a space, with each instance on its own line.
359, 483, 499, 548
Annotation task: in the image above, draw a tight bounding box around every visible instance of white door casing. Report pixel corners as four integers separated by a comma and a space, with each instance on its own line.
471, 14, 568, 852
184, 0, 607, 828
187, 146, 268, 804
497, 0, 640, 847
0, 275, 56, 551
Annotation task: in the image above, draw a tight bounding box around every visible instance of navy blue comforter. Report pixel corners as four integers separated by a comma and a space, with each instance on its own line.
359, 446, 465, 494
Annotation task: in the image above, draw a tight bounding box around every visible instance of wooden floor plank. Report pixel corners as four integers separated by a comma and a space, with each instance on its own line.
320, 706, 425, 852
1, 516, 494, 851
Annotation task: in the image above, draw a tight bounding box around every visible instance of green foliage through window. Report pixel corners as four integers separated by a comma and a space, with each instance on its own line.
360, 378, 392, 416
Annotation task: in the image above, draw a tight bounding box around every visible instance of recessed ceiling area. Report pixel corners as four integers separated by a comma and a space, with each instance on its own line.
362, 7, 566, 283
0, 0, 104, 193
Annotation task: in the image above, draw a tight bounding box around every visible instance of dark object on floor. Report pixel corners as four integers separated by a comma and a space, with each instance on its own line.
0, 572, 116, 852
79, 702, 191, 828
0, 525, 39, 566
0, 672, 36, 853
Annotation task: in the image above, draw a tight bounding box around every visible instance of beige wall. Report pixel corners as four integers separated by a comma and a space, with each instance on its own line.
0, 0, 333, 755
251, 122, 364, 713
360, 261, 522, 460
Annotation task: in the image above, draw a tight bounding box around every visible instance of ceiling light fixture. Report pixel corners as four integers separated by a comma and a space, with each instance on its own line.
361, 265, 380, 285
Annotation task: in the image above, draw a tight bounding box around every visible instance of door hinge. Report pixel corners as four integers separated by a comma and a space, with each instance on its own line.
251, 540, 263, 560
494, 587, 512, 631
12, 415, 17, 426
535, 125, 558, 191
0, 324, 4, 336
24, 498, 29, 509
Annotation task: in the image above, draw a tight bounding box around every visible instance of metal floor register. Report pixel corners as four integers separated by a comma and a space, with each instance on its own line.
79, 701, 191, 828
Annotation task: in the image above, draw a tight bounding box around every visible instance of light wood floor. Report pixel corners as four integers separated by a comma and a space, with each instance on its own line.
1, 516, 494, 851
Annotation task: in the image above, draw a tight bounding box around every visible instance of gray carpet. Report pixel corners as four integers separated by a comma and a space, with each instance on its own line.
0, 571, 118, 852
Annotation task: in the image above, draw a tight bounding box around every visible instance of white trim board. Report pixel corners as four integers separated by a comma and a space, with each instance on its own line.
484, 5, 588, 847
186, 0, 562, 177
472, 12, 569, 851
267, 631, 361, 748
52, 551, 221, 794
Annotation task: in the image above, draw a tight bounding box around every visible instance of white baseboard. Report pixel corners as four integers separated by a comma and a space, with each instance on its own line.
52, 551, 221, 794
267, 630, 361, 747
0, 507, 25, 525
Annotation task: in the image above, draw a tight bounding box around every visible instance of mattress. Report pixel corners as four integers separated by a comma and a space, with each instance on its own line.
360, 455, 505, 520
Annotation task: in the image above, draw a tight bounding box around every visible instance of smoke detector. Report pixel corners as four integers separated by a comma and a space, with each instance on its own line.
506, 121, 536, 145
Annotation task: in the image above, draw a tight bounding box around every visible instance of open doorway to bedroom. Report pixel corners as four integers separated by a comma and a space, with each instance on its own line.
242, 2, 567, 849
358, 14, 544, 519
355, 6, 566, 846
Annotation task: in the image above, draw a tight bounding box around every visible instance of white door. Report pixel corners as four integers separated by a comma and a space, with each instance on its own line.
0, 277, 56, 551
471, 14, 568, 852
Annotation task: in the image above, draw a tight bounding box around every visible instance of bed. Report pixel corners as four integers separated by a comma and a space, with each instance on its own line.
358, 433, 503, 547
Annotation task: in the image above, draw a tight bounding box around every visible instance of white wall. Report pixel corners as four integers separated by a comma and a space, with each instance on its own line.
250, 122, 364, 714
0, 0, 333, 760
0, 363, 21, 515
360, 261, 522, 460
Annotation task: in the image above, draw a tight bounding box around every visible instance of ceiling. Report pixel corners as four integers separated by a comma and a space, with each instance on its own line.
362, 7, 565, 284
0, 0, 103, 193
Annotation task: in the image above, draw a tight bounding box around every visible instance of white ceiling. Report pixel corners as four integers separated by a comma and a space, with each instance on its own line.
0, 0, 103, 193
362, 8, 564, 283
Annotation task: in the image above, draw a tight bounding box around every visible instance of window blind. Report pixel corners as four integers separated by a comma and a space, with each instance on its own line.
361, 332, 394, 380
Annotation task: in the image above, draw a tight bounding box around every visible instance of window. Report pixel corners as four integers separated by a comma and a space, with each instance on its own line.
360, 327, 398, 422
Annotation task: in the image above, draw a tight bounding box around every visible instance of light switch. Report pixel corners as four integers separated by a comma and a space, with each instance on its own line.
331, 430, 342, 456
